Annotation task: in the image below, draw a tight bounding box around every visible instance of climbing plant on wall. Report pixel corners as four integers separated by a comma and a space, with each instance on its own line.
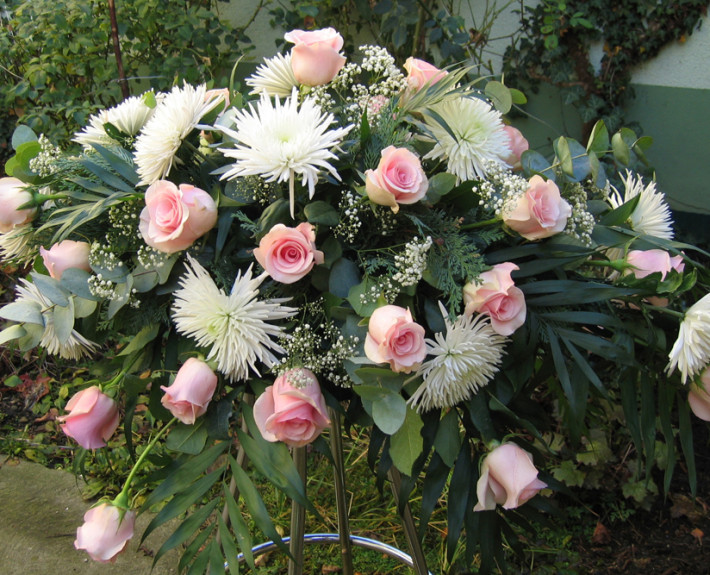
503, 0, 709, 136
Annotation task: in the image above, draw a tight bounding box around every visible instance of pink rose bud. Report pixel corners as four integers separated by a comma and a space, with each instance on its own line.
284, 28, 347, 86
75, 502, 136, 563
689, 366, 710, 421
40, 239, 91, 280
463, 262, 526, 336
58, 386, 120, 449
403, 57, 448, 91
502, 125, 529, 170
474, 443, 547, 511
253, 368, 330, 447
504, 175, 572, 240
138, 180, 217, 254
253, 222, 324, 284
161, 358, 218, 425
364, 146, 429, 213
364, 305, 427, 374
625, 249, 685, 279
0, 176, 36, 233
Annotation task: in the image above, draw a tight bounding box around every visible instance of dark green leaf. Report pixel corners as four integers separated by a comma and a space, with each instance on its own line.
166, 420, 209, 454
153, 498, 220, 566
677, 394, 697, 496
447, 443, 472, 559
390, 407, 424, 475
433, 409, 461, 467
118, 323, 159, 356
304, 201, 339, 226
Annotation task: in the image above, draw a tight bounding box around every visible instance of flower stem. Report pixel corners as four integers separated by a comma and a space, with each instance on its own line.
459, 217, 500, 231
118, 417, 177, 503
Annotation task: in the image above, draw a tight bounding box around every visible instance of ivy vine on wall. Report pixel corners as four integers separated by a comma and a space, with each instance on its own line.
503, 0, 709, 136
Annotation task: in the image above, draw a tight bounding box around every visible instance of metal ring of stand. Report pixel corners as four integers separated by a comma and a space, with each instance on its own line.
233, 533, 434, 574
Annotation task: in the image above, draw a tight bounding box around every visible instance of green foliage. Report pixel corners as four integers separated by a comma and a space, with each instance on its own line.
1, 0, 256, 164
503, 0, 709, 134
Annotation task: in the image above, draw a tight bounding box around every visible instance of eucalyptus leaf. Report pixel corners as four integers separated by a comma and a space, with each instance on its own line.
60, 268, 98, 300
553, 136, 573, 177
484, 80, 512, 113
0, 301, 44, 326
52, 298, 75, 342
304, 200, 339, 226
330, 257, 360, 298
0, 324, 27, 345
30, 272, 70, 307
611, 132, 630, 165
390, 407, 424, 476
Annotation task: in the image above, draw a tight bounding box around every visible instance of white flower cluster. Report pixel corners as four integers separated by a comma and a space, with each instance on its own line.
107, 202, 140, 241
358, 277, 399, 306
136, 245, 171, 270
563, 182, 595, 246
333, 189, 363, 242
392, 236, 433, 286
28, 135, 61, 177
279, 321, 360, 387
475, 161, 530, 216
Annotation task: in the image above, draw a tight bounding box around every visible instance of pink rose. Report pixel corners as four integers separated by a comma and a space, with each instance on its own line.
40, 239, 91, 280
253, 222, 324, 284
689, 367, 710, 421
403, 57, 447, 91
474, 443, 547, 511
284, 28, 347, 86
364, 305, 427, 373
253, 368, 330, 447
504, 175, 572, 240
75, 503, 136, 563
58, 386, 120, 449
502, 126, 529, 170
463, 262, 526, 336
625, 249, 685, 279
0, 176, 36, 233
364, 146, 429, 213
161, 358, 218, 425
138, 180, 217, 254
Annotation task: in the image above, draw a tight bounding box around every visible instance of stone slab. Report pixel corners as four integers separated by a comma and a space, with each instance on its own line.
0, 456, 178, 574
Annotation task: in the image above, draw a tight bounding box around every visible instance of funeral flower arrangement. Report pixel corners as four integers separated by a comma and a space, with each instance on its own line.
1, 26, 709, 572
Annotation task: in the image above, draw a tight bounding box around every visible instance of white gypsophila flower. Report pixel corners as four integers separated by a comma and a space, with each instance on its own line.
73, 94, 160, 149
667, 293, 710, 384
134, 84, 226, 185
608, 170, 674, 240
408, 303, 506, 412
172, 255, 296, 381
0, 224, 36, 264
219, 88, 353, 217
422, 95, 511, 181
246, 52, 299, 98
14, 279, 97, 360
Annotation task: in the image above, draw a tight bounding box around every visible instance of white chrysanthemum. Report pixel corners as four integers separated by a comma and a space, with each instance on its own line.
608, 171, 674, 240
13, 279, 97, 360
172, 255, 296, 381
246, 52, 299, 98
408, 303, 506, 412
421, 95, 511, 181
134, 84, 226, 185
0, 224, 36, 264
667, 293, 710, 384
219, 88, 353, 217
73, 94, 160, 149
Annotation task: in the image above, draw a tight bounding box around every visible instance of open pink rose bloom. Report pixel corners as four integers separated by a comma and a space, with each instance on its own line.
364, 304, 427, 373
253, 222, 324, 284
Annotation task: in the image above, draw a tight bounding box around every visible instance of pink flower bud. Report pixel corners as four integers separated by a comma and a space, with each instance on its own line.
689, 367, 710, 421
284, 28, 347, 86
0, 177, 36, 233
161, 358, 218, 424
474, 443, 547, 511
463, 262, 526, 336
625, 249, 685, 279
502, 126, 529, 170
40, 239, 91, 280
253, 368, 330, 447
58, 386, 120, 449
365, 146, 428, 213
403, 57, 447, 91
364, 305, 427, 373
75, 502, 135, 563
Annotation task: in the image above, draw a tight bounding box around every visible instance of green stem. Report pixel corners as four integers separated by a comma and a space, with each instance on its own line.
117, 417, 177, 503
460, 217, 500, 231
643, 305, 685, 319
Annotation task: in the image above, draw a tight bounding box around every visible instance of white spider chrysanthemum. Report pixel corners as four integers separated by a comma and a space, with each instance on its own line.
608, 171, 674, 239
408, 303, 507, 412
134, 84, 226, 185
73, 94, 159, 149
13, 279, 97, 360
219, 88, 353, 217
0, 223, 36, 264
421, 95, 511, 181
667, 293, 710, 384
172, 255, 296, 381
246, 52, 299, 98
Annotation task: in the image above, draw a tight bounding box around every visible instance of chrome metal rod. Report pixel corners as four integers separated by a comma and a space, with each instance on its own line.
232, 533, 434, 574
